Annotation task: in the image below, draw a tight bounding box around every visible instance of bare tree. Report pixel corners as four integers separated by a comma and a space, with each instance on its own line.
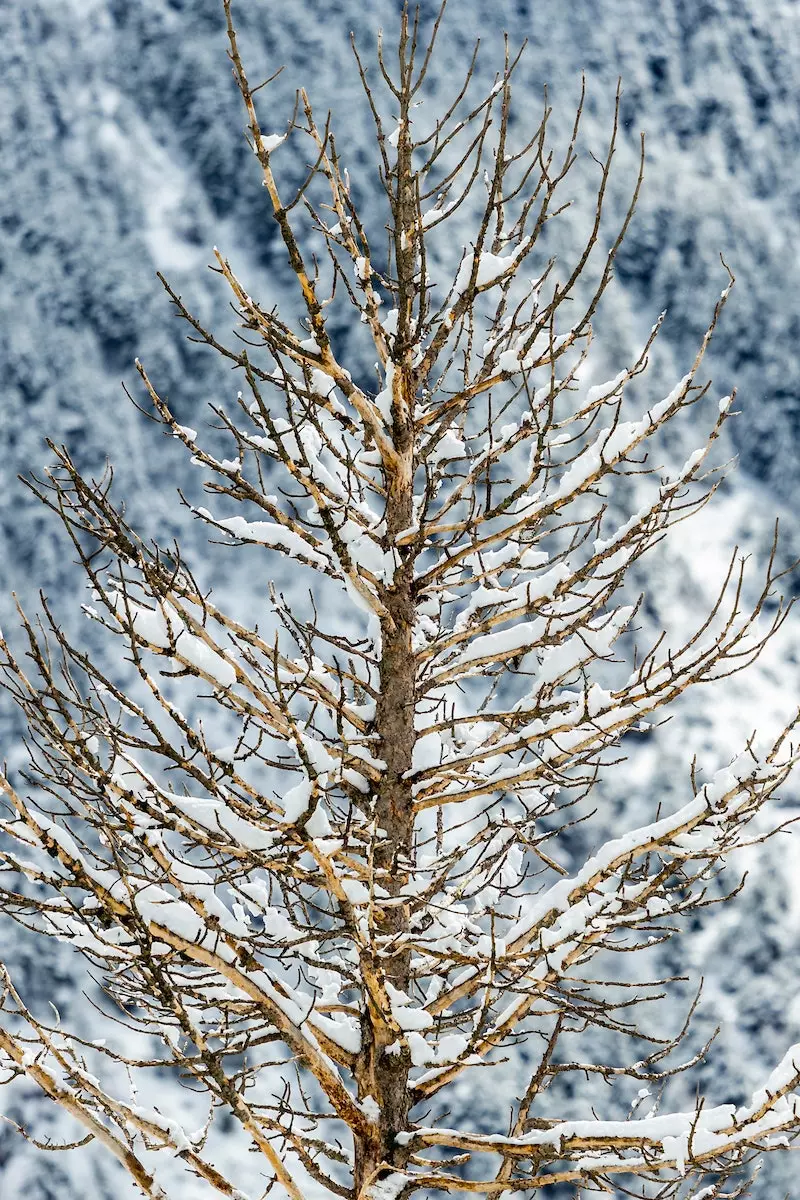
2, 3, 799, 1197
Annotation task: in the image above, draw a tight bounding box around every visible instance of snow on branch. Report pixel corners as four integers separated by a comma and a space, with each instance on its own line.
0, 3, 796, 1198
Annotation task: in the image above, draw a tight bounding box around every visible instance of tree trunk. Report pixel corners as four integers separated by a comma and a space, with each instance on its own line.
354, 382, 416, 1193
354, 34, 420, 1186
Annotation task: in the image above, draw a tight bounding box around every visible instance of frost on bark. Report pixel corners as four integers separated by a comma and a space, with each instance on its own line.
1, 3, 800, 1198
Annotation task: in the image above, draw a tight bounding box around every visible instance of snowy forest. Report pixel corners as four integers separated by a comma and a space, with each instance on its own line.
2, 1, 800, 1197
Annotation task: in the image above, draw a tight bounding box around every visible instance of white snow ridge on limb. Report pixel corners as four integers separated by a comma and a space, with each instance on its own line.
1, 2, 798, 1199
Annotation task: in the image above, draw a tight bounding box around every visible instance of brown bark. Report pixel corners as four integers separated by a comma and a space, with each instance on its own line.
354, 428, 416, 1192
354, 58, 418, 1176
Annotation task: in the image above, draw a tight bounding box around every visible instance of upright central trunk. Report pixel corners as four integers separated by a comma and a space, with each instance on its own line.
354, 43, 420, 1189
354, 395, 416, 1193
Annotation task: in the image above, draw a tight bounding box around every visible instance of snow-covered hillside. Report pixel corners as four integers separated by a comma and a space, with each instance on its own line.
1, 1, 799, 1195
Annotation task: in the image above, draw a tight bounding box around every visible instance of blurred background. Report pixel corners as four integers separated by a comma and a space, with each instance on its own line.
1, 1, 800, 1195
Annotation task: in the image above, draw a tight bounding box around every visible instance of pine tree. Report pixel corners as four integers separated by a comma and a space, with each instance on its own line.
2, 4, 799, 1197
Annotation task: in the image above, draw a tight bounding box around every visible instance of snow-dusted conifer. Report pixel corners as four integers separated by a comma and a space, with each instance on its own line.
2, 3, 800, 1197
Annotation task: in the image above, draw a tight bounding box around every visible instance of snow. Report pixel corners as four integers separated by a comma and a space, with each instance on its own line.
391, 1005, 434, 1033
260, 132, 286, 153
282, 779, 314, 823
585, 371, 627, 407
407, 1082, 800, 1175
309, 368, 336, 398
341, 878, 370, 906
453, 563, 571, 635
406, 1031, 433, 1065
305, 803, 332, 838
385, 983, 435, 1036
505, 746, 774, 948
111, 594, 239, 687
374, 360, 395, 424
451, 619, 546, 667
498, 329, 571, 374
453, 246, 529, 298
554, 374, 693, 500
436, 1034, 468, 1064
428, 428, 466, 464
308, 1013, 361, 1055
359, 1094, 381, 1123
648, 373, 692, 422
4, 6, 800, 1199
740, 1044, 800, 1120
128, 1104, 192, 1153
365, 1174, 407, 1200
421, 200, 454, 227
175, 632, 236, 688
202, 511, 330, 570
168, 793, 276, 852
130, 884, 206, 945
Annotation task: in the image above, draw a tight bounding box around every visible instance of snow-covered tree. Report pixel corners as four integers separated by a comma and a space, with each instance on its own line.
2, 4, 799, 1196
